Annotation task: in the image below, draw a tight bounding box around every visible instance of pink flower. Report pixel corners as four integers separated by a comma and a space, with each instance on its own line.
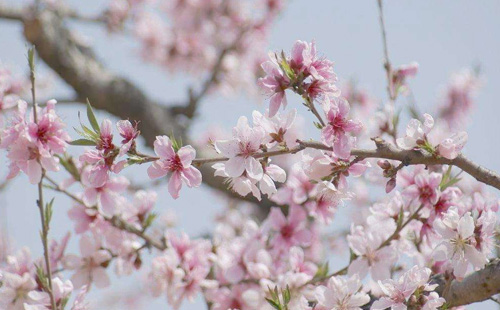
258, 164, 286, 198
315, 274, 369, 310
131, 190, 157, 218
27, 100, 70, 154
213, 163, 262, 199
273, 163, 315, 205
438, 68, 482, 129
208, 284, 262, 310
258, 58, 290, 117
0, 272, 37, 309
433, 207, 487, 280
392, 62, 419, 96
82, 173, 129, 216
68, 203, 99, 234
116, 119, 139, 156
79, 149, 125, 188
306, 181, 352, 224
63, 234, 112, 288
147, 135, 202, 199
288, 246, 317, 277
1, 100, 69, 184
25, 277, 73, 310
403, 172, 442, 206
302, 149, 369, 187
422, 292, 446, 310
437, 131, 467, 159
252, 109, 298, 148
290, 40, 339, 98
397, 113, 434, 150
214, 116, 265, 180
96, 119, 115, 154
148, 248, 184, 298
371, 266, 437, 310
266, 205, 312, 251
321, 97, 362, 159
347, 225, 397, 281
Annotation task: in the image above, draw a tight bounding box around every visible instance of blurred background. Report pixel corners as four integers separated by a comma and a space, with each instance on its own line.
1, 0, 499, 309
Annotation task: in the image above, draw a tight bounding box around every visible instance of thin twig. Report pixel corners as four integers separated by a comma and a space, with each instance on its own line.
43, 175, 166, 251
29, 46, 57, 310
377, 0, 395, 101
134, 139, 500, 192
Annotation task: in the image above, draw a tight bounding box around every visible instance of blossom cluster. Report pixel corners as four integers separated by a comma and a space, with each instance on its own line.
0, 36, 498, 310
0, 100, 70, 184
103, 0, 285, 94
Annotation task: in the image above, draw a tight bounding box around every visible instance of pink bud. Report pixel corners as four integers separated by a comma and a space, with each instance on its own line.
385, 178, 396, 193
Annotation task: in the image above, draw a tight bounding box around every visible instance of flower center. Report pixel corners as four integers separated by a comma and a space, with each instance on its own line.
166, 155, 183, 172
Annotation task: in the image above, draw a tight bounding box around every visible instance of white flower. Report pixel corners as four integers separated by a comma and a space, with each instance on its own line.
433, 207, 487, 280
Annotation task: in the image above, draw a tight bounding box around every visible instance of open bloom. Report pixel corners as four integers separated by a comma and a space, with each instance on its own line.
214, 116, 265, 180
321, 97, 362, 159
148, 135, 202, 199
371, 266, 440, 310
116, 119, 139, 156
1, 100, 70, 184
0, 272, 37, 310
63, 234, 112, 288
403, 171, 442, 206
266, 205, 312, 252
82, 172, 129, 216
397, 113, 467, 159
397, 113, 434, 150
315, 274, 369, 310
252, 109, 298, 148
347, 225, 397, 281
433, 207, 487, 280
258, 57, 290, 117
392, 62, 419, 96
24, 277, 73, 310
437, 131, 468, 160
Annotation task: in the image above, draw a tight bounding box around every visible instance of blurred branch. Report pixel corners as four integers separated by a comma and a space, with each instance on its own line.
170, 27, 248, 119
44, 175, 166, 250
0, 3, 23, 21
0, 5, 279, 216
376, 0, 395, 101
433, 259, 500, 307
0, 3, 104, 23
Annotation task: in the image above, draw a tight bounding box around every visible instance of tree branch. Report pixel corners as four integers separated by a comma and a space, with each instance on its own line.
376, 0, 395, 101
434, 259, 500, 307
9, 6, 275, 209
43, 175, 166, 251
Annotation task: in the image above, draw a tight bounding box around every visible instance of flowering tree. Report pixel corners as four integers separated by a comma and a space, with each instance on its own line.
0, 1, 499, 310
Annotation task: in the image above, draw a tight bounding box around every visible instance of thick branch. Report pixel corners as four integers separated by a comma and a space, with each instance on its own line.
0, 3, 23, 21
13, 7, 275, 208
434, 259, 500, 307
192, 140, 500, 192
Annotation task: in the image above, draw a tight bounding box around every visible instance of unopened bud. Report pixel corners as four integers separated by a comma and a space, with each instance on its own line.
386, 177, 396, 193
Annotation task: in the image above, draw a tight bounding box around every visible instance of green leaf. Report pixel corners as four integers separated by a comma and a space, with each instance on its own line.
142, 213, 158, 230
265, 298, 281, 310
45, 198, 55, 227
69, 139, 96, 146
282, 286, 291, 304
35, 263, 48, 290
27, 47, 36, 73
86, 99, 100, 134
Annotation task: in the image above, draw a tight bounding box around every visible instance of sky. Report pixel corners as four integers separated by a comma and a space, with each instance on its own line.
1, 0, 500, 309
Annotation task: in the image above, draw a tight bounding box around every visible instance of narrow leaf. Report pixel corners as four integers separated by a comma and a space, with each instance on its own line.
69, 139, 96, 146
86, 99, 100, 133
